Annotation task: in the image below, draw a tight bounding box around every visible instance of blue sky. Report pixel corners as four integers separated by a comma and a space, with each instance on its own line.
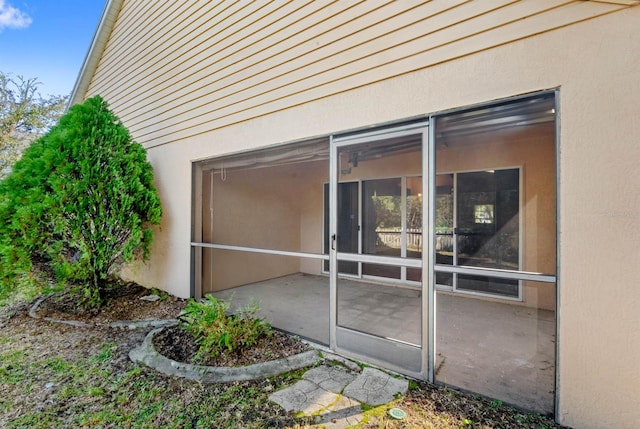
0, 0, 105, 97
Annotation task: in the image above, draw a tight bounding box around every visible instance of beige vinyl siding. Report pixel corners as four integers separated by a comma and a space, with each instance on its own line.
89, 1, 302, 104
86, 0, 628, 149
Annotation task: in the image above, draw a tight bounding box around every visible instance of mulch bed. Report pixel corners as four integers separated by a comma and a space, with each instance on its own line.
153, 325, 311, 367
35, 282, 310, 368
36, 281, 185, 323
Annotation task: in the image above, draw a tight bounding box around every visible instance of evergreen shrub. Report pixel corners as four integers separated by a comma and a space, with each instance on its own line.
0, 95, 161, 307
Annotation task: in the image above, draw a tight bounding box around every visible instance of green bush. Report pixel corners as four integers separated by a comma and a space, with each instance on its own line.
0, 95, 161, 307
178, 295, 272, 361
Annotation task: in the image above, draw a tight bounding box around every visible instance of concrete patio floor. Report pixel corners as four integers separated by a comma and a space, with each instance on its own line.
213, 272, 555, 414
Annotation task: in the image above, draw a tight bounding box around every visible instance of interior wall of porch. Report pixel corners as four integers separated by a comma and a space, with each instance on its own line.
201, 159, 329, 292
338, 149, 422, 181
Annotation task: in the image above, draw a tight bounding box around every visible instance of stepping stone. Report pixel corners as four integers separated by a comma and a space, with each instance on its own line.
270, 380, 362, 428
303, 365, 357, 393
314, 395, 363, 429
269, 364, 364, 423
269, 364, 409, 427
269, 380, 338, 415
342, 367, 408, 406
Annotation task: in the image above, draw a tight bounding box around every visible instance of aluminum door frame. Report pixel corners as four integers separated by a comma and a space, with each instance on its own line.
329, 122, 433, 380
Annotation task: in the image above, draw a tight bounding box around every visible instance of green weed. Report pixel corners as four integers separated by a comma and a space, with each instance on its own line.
178, 295, 272, 361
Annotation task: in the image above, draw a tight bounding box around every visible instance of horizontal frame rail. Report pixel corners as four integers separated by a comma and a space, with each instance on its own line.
191, 242, 329, 260
435, 264, 556, 283
333, 121, 430, 144
336, 252, 422, 268
191, 243, 553, 282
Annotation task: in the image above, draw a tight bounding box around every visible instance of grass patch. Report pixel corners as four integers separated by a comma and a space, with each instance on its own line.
0, 350, 28, 384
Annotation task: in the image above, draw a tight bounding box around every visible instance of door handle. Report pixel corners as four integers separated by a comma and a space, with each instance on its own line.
331, 234, 336, 250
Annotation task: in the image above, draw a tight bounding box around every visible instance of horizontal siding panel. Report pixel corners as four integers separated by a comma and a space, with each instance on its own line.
90, 1, 184, 89
99, 1, 275, 96
105, 1, 384, 116
139, 0, 622, 147
123, 0, 519, 131
107, 0, 326, 115
120, 0, 460, 127
92, 2, 197, 91
89, 1, 253, 96
91, 1, 319, 109
102, 0, 168, 57
592, 0, 639, 4
85, 0, 627, 148
127, 0, 569, 138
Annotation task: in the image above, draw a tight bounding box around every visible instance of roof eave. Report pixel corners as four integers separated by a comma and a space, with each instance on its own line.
67, 0, 124, 110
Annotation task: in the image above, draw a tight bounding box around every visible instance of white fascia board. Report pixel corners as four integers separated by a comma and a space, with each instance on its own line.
67, 0, 124, 110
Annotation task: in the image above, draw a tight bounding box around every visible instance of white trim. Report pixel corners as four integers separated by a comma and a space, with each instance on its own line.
357, 180, 363, 277
553, 88, 561, 419
425, 122, 435, 382
192, 164, 203, 298
68, 0, 123, 108
331, 124, 429, 375
401, 176, 407, 281
322, 176, 425, 280
336, 252, 421, 268
329, 135, 338, 350
435, 264, 555, 283
361, 275, 421, 289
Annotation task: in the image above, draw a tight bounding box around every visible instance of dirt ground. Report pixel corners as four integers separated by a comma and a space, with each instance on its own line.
36, 282, 310, 367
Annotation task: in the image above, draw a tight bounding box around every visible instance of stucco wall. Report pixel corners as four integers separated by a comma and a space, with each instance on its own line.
203, 162, 307, 292
117, 7, 640, 429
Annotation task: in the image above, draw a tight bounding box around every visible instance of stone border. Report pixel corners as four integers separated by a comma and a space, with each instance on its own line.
29, 295, 178, 329
130, 327, 322, 383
